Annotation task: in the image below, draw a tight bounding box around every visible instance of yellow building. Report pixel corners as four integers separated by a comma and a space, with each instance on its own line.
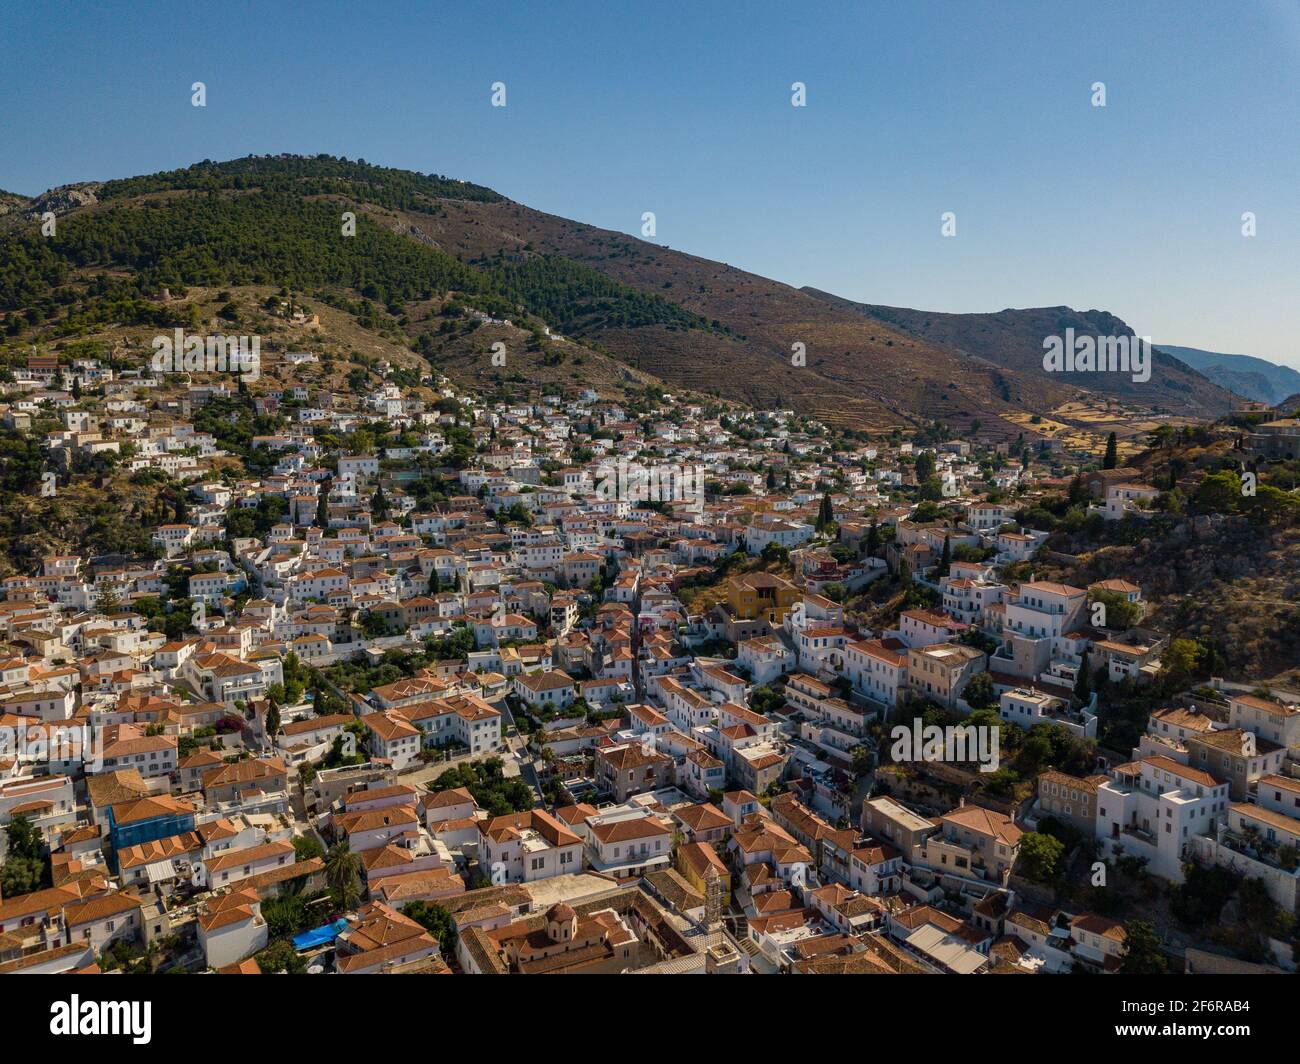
676, 841, 731, 906
726, 572, 799, 624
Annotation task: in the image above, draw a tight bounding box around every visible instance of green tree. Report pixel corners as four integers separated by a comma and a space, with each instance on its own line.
1016, 831, 1065, 883
1193, 470, 1242, 515
401, 901, 458, 952
95, 582, 122, 614
816, 492, 834, 533
1102, 432, 1118, 470
865, 520, 880, 558
963, 670, 996, 710
1119, 919, 1167, 974
1087, 589, 1143, 630
292, 834, 325, 862
264, 698, 281, 743
0, 813, 49, 896
1158, 638, 1202, 693
1073, 647, 1092, 702
256, 940, 306, 974
325, 842, 362, 909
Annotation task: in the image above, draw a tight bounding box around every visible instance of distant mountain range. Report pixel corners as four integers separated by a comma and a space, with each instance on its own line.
1154, 344, 1300, 407
802, 295, 1243, 417
0, 154, 1256, 433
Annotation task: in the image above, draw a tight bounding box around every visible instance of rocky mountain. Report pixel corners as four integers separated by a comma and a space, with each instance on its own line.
799, 294, 1243, 419
1156, 344, 1300, 407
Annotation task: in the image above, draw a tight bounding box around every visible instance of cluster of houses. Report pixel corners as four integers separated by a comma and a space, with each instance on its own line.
0, 350, 1294, 976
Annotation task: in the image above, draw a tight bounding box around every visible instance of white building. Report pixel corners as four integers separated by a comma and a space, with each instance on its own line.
1096, 756, 1228, 883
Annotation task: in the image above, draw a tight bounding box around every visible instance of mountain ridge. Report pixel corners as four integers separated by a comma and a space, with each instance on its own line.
0, 153, 1245, 434
1155, 344, 1300, 406
800, 291, 1242, 419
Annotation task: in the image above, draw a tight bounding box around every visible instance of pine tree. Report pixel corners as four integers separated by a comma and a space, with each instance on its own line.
938, 534, 951, 577
865, 520, 880, 558
94, 582, 121, 614
317, 482, 330, 528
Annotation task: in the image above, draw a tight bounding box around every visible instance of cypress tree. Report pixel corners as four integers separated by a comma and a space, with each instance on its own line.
1103, 432, 1118, 470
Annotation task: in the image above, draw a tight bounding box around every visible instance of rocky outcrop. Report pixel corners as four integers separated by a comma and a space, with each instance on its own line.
28, 182, 101, 217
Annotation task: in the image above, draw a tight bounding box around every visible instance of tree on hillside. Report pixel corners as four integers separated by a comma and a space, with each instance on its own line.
865, 520, 880, 558
816, 492, 834, 532
264, 698, 281, 743
1016, 831, 1065, 884
1103, 432, 1118, 470
1119, 919, 1166, 974
1073, 647, 1092, 702
937, 534, 951, 577
1193, 470, 1241, 515
1157, 638, 1202, 694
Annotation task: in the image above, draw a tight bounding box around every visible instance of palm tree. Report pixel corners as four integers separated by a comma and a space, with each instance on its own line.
325, 842, 362, 910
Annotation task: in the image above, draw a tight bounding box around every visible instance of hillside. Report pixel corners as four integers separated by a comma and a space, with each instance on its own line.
0, 154, 1244, 433
380, 196, 1074, 435
0, 155, 1067, 436
0, 156, 692, 405
802, 293, 1242, 419
1156, 344, 1300, 406
0, 189, 30, 221
1035, 518, 1300, 687
1018, 434, 1300, 686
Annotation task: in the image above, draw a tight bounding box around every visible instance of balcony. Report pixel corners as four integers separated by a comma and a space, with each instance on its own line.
1122, 824, 1156, 845
1220, 830, 1300, 874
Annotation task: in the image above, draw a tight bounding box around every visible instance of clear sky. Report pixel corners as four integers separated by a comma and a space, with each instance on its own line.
2, 0, 1297, 367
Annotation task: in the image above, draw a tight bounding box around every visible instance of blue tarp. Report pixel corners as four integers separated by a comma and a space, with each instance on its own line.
292, 918, 350, 951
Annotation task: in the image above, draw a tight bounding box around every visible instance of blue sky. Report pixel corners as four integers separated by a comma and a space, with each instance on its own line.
2, 0, 1297, 367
